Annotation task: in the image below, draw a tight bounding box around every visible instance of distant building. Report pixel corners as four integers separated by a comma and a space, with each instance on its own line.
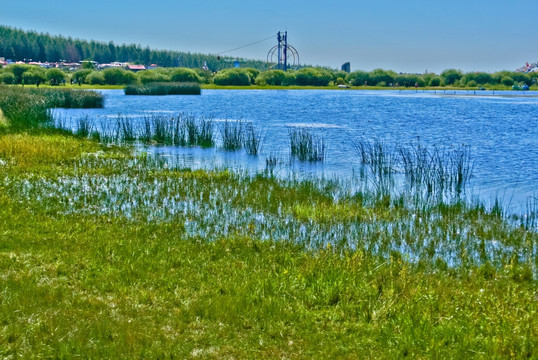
234, 60, 240, 68
341, 62, 351, 73
126, 64, 146, 72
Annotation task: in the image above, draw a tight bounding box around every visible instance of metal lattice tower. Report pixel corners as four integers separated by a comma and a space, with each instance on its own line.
267, 31, 299, 70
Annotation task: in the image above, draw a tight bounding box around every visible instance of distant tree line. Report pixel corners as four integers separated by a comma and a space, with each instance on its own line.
0, 25, 267, 70
2, 63, 538, 89
344, 68, 538, 88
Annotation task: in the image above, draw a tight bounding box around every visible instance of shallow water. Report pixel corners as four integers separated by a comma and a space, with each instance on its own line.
52, 89, 538, 211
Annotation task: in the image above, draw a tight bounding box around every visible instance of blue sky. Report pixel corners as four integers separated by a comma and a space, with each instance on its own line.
2, 0, 537, 73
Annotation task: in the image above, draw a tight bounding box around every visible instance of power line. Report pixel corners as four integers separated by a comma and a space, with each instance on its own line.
217, 35, 275, 55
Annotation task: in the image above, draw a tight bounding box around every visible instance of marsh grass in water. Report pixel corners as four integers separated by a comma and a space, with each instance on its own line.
243, 122, 263, 155
353, 138, 474, 202
289, 127, 326, 162
221, 120, 244, 151
0, 87, 536, 358
56, 113, 217, 147
219, 120, 263, 154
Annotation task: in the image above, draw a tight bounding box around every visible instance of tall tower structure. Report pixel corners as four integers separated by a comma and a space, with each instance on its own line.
267, 32, 300, 70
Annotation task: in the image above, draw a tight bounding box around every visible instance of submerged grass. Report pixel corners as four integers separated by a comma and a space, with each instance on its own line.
0, 88, 536, 358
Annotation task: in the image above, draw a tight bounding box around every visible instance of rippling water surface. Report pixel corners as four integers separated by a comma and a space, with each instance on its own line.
52, 89, 538, 210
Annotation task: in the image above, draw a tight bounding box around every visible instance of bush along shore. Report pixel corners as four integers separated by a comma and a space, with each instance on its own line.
0, 87, 536, 358
2, 61, 538, 90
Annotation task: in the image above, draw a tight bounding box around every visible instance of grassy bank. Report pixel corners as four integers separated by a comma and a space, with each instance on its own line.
0, 89, 536, 358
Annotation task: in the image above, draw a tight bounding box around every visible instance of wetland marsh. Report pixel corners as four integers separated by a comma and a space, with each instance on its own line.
0, 86, 536, 358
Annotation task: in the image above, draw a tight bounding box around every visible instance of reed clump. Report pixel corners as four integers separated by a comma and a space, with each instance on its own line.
221, 120, 244, 151
0, 86, 103, 130
353, 138, 474, 200
218, 120, 263, 155
124, 82, 201, 95
243, 122, 263, 155
74, 114, 214, 147
36, 88, 104, 108
289, 127, 326, 162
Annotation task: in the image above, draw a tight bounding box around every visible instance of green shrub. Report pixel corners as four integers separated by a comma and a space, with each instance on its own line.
4, 64, 31, 84
213, 69, 251, 86
102, 67, 137, 85
370, 68, 396, 86
86, 71, 105, 85
467, 80, 477, 87
429, 76, 442, 86
45, 68, 66, 85
0, 72, 16, 85
294, 68, 332, 86
465, 72, 492, 85
441, 69, 463, 85
346, 71, 371, 86
255, 70, 286, 86
501, 76, 514, 87
395, 74, 425, 87
22, 68, 46, 85
170, 68, 202, 83
73, 69, 93, 84
138, 70, 171, 84
242, 68, 260, 84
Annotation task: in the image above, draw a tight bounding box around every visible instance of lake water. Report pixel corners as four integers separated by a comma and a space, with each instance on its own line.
52, 89, 538, 211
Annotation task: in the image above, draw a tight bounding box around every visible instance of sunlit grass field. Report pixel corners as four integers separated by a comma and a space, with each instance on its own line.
0, 87, 536, 358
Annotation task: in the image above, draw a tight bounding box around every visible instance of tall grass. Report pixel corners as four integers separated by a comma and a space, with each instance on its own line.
289, 127, 326, 162
0, 86, 103, 130
353, 139, 397, 195
353, 138, 474, 200
0, 86, 50, 129
75, 115, 92, 138
243, 122, 263, 155
399, 141, 473, 197
124, 82, 201, 95
196, 118, 214, 147
221, 120, 243, 150
36, 88, 104, 108
79, 114, 214, 147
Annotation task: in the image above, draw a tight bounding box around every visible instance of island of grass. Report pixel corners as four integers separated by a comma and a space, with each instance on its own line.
0, 86, 536, 358
124, 82, 201, 95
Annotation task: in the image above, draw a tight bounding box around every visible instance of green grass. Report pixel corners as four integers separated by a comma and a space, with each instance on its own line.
0, 88, 536, 358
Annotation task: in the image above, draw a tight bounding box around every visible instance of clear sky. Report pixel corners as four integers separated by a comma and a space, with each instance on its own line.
2, 0, 537, 73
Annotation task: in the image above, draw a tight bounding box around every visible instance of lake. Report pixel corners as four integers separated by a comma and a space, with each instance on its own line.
52, 89, 538, 212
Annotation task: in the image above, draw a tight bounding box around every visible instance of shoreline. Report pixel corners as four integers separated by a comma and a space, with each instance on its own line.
6, 83, 538, 92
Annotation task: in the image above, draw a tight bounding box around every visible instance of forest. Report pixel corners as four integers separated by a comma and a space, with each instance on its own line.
0, 25, 267, 70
